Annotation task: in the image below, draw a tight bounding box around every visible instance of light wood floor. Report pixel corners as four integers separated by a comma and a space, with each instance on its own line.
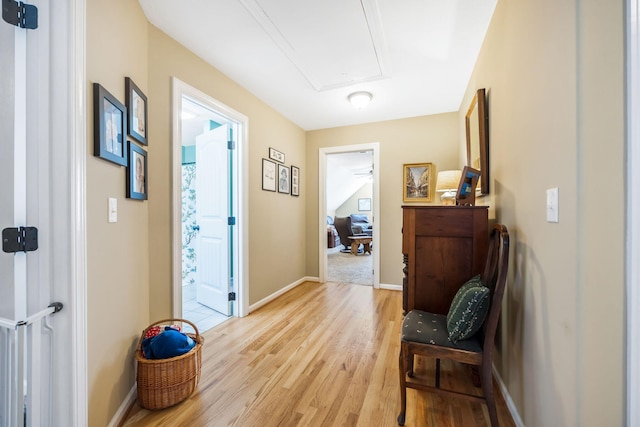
122, 282, 516, 427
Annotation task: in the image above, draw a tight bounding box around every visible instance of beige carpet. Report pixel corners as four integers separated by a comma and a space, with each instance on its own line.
326, 246, 373, 286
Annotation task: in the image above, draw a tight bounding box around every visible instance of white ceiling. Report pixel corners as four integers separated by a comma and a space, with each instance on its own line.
138, 0, 497, 131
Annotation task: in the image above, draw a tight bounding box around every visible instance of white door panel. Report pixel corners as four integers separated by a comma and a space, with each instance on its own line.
195, 125, 230, 315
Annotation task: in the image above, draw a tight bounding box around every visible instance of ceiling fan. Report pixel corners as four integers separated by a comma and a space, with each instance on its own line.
354, 166, 373, 176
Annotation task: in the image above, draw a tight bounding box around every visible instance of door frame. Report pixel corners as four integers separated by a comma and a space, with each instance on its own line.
318, 143, 380, 288
171, 78, 249, 318
627, 0, 640, 424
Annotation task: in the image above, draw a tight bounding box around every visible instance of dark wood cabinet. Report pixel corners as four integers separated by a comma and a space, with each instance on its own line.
402, 206, 489, 315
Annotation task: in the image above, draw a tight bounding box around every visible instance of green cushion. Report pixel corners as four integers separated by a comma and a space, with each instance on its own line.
446, 276, 490, 343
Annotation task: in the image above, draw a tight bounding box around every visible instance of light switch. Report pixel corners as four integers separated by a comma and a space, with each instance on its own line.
108, 197, 117, 223
546, 188, 559, 223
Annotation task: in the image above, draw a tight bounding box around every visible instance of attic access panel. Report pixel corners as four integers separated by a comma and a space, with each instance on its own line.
240, 0, 388, 91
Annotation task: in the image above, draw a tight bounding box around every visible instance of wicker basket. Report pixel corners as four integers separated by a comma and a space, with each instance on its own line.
135, 318, 204, 410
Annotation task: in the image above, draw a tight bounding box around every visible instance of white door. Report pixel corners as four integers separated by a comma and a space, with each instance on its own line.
195, 125, 231, 315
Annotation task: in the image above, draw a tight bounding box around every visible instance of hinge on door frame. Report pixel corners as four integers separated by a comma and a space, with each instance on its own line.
2, 226, 38, 253
227, 140, 235, 150
2, 0, 38, 29
228, 292, 236, 301
228, 217, 236, 226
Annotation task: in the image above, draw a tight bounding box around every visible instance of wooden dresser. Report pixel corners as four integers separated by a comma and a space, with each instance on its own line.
402, 206, 489, 315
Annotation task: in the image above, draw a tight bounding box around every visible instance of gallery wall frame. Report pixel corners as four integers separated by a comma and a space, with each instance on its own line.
126, 142, 147, 200
262, 158, 276, 192
93, 83, 127, 167
125, 77, 148, 145
291, 165, 300, 197
269, 147, 285, 164
278, 164, 290, 194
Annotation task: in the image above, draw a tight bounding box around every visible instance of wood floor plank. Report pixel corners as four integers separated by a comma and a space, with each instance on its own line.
121, 282, 516, 427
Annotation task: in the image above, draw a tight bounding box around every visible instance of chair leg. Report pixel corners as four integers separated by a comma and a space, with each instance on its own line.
397, 346, 408, 426
480, 363, 499, 427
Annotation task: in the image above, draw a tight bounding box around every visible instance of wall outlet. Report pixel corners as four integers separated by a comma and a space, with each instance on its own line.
546, 188, 559, 223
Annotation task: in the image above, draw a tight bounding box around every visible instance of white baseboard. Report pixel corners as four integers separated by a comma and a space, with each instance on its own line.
492, 364, 524, 427
107, 384, 136, 427
379, 283, 402, 291
249, 277, 317, 313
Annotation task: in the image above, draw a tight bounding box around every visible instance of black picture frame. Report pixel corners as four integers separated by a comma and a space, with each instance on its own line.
269, 147, 285, 164
93, 83, 127, 166
125, 77, 148, 145
262, 159, 276, 192
290, 165, 300, 197
127, 142, 148, 200
278, 164, 290, 194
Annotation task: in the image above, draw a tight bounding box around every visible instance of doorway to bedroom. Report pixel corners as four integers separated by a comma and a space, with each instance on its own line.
320, 144, 380, 288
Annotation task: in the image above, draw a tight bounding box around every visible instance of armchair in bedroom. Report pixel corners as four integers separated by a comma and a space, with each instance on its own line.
333, 216, 354, 253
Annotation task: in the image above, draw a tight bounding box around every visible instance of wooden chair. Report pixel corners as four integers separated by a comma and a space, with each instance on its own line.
397, 224, 510, 426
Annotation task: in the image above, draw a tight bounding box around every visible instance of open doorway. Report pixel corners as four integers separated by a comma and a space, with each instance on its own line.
319, 143, 380, 288
326, 151, 374, 285
171, 78, 249, 333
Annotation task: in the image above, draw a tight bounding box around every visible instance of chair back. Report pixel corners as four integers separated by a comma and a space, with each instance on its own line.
479, 224, 510, 355
333, 216, 353, 246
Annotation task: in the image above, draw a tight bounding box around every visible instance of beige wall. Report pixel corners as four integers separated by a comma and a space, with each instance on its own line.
305, 113, 459, 285
87, 2, 306, 424
147, 26, 306, 311
460, 1, 624, 426
86, 1, 149, 426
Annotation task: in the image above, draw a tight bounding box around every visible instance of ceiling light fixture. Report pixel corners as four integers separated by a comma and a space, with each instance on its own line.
347, 91, 373, 109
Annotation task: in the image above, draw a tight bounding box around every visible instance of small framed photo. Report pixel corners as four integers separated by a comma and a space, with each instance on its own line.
456, 166, 481, 206
93, 83, 127, 167
358, 198, 371, 211
262, 159, 276, 192
125, 77, 147, 145
403, 162, 434, 203
127, 142, 147, 200
278, 164, 290, 194
269, 147, 285, 164
290, 165, 300, 196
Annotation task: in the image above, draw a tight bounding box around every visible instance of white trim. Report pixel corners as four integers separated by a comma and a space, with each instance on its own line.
71, 0, 88, 424
318, 143, 380, 288
171, 78, 250, 318
379, 283, 402, 291
493, 365, 525, 427
627, 0, 640, 425
248, 277, 314, 313
107, 385, 136, 427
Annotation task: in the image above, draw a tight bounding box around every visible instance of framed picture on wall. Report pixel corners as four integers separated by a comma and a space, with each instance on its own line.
291, 165, 300, 196
403, 162, 434, 203
278, 164, 290, 194
125, 77, 148, 145
358, 198, 371, 211
93, 83, 127, 167
269, 147, 285, 164
127, 142, 147, 200
262, 159, 276, 192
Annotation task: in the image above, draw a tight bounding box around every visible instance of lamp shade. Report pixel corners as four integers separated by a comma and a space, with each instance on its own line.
436, 170, 462, 192
436, 170, 462, 205
348, 91, 372, 109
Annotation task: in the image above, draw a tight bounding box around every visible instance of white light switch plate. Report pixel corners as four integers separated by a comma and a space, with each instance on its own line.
108, 197, 117, 223
546, 188, 559, 223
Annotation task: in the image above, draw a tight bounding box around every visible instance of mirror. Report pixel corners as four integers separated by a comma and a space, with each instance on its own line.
465, 88, 489, 195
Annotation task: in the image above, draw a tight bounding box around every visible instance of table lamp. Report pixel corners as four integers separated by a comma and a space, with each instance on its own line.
436, 170, 462, 205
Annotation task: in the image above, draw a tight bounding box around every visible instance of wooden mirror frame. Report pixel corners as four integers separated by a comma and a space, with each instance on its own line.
465, 88, 489, 195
